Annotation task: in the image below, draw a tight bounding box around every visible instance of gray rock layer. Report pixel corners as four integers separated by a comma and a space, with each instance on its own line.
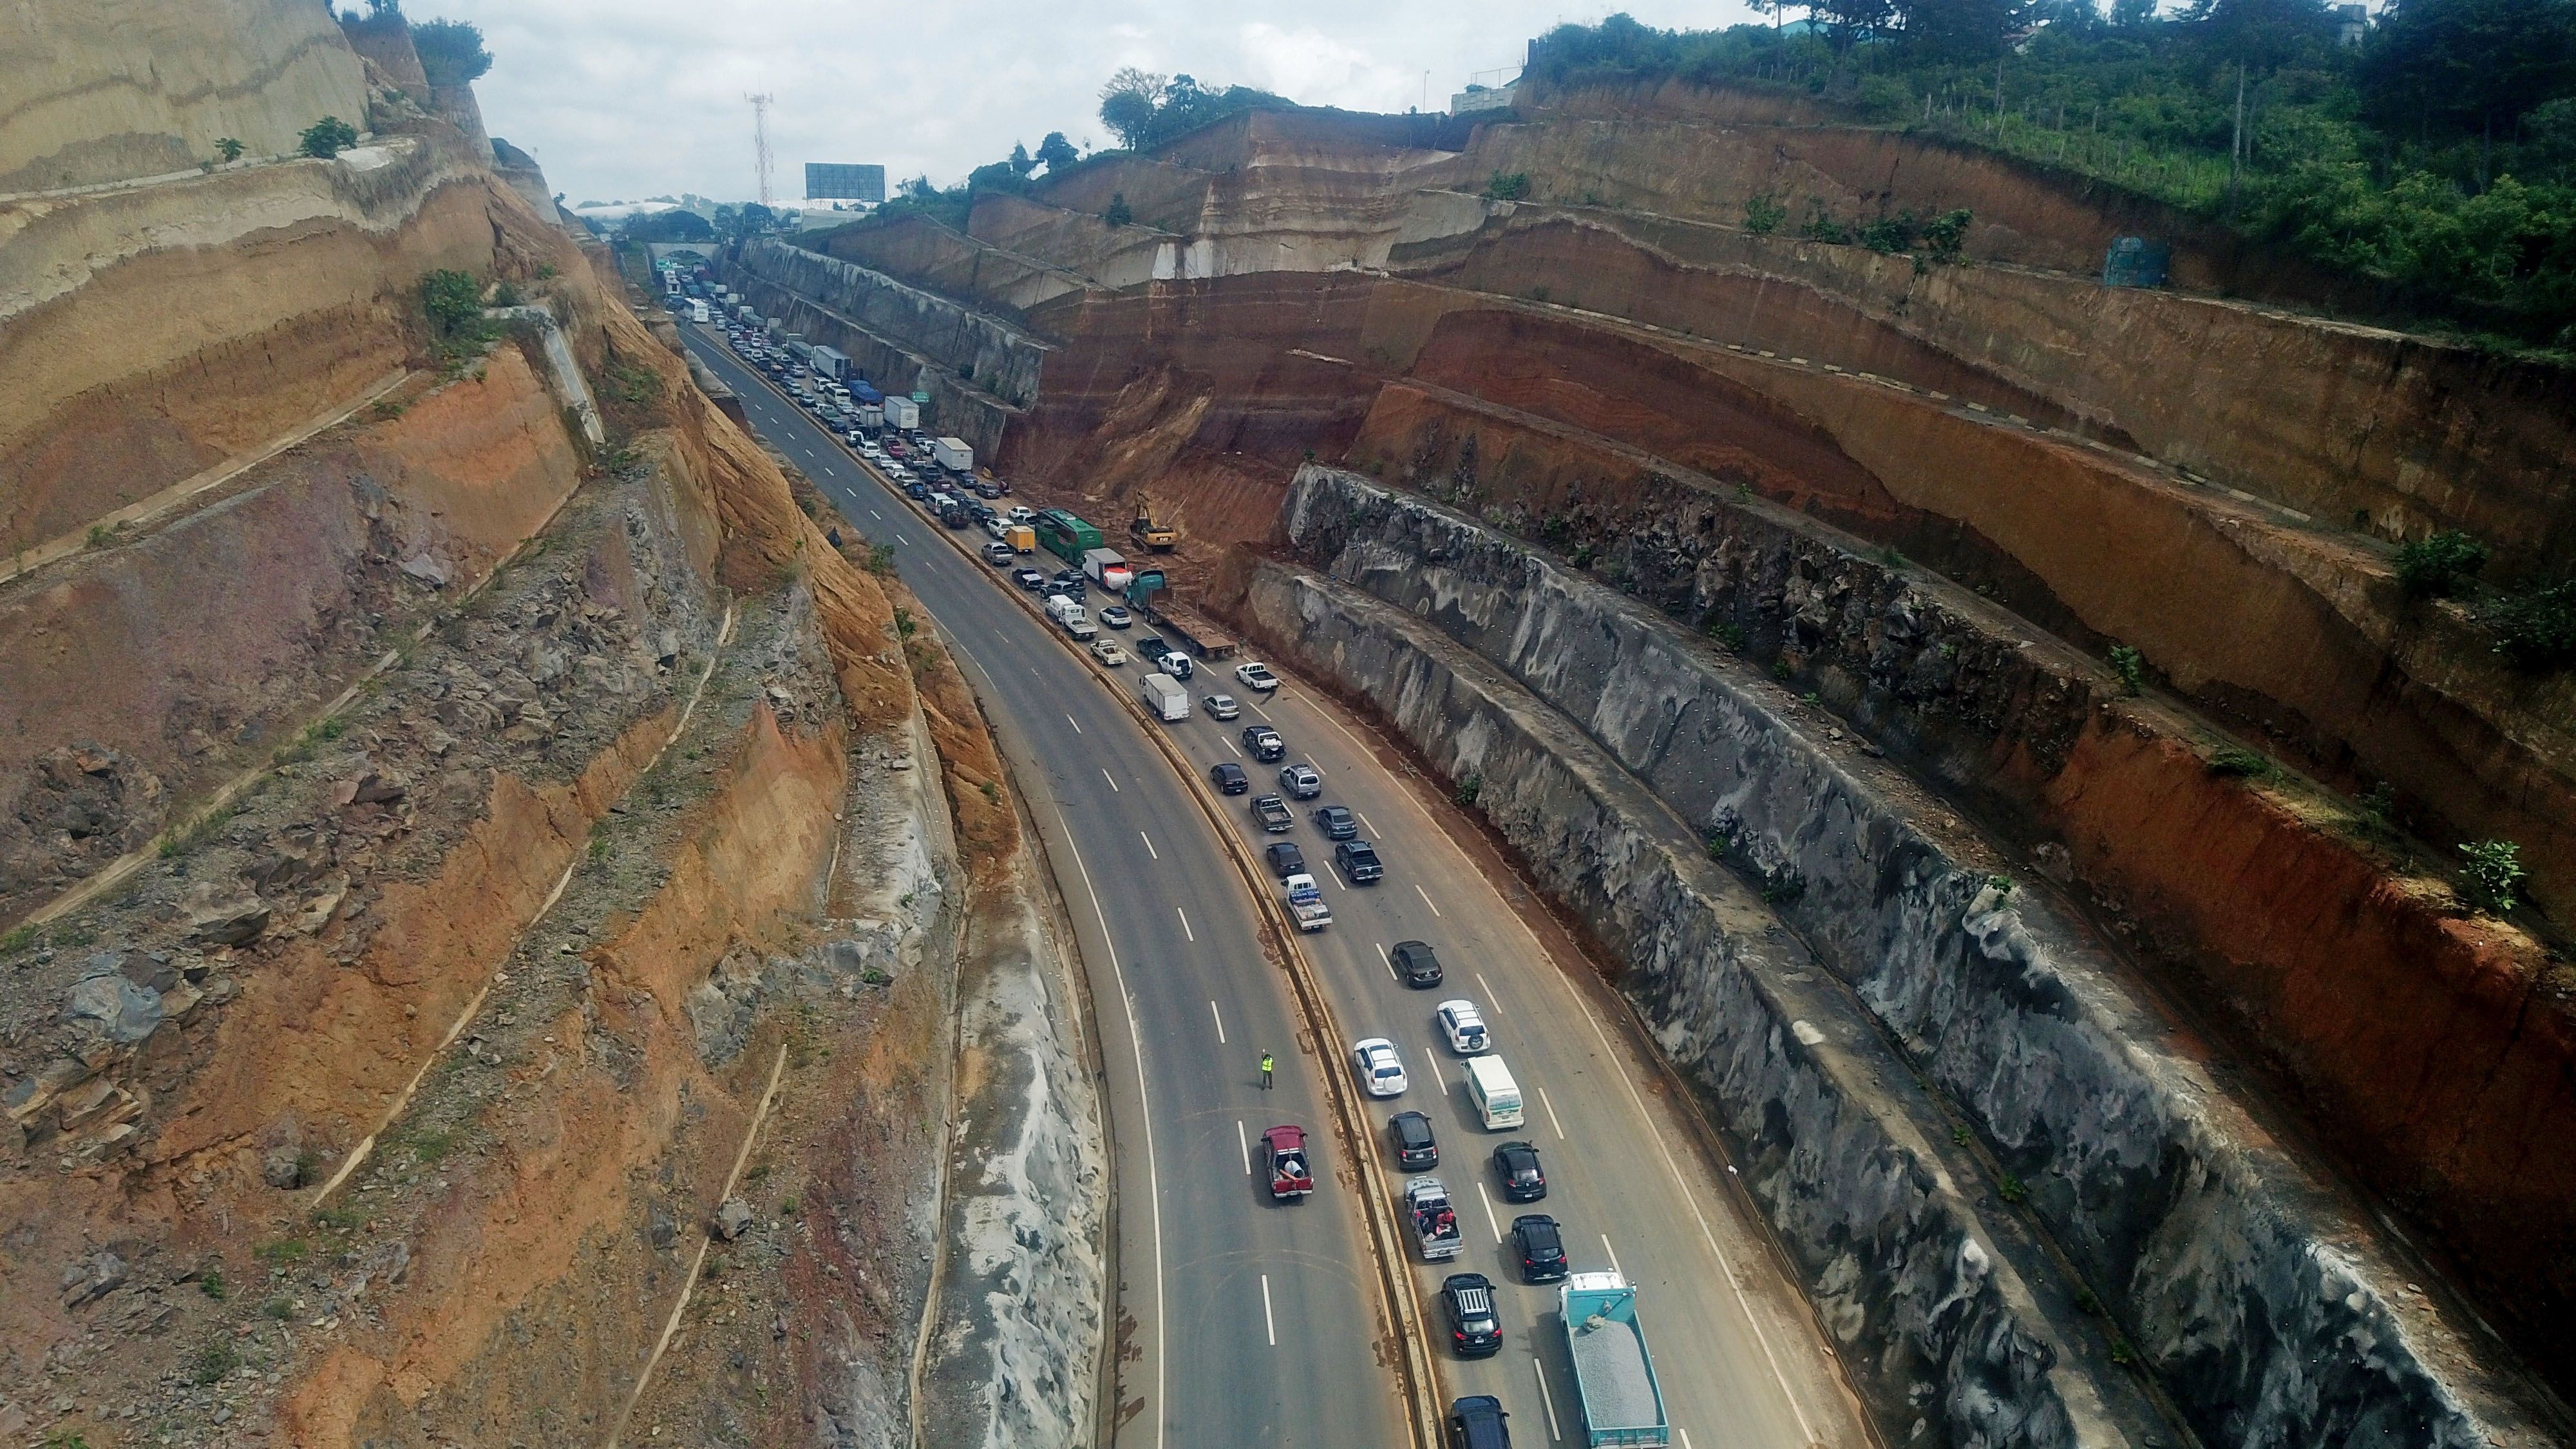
1258, 463, 2554, 1448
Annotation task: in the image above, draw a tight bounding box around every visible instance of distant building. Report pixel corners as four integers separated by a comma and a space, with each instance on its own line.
804, 162, 886, 204
1452, 83, 1518, 115
2336, 3, 2369, 44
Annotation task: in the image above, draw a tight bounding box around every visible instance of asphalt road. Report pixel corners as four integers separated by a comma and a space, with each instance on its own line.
685, 325, 1870, 1449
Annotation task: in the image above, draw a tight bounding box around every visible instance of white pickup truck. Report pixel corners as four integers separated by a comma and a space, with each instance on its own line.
1282, 873, 1332, 932
1045, 593, 1096, 642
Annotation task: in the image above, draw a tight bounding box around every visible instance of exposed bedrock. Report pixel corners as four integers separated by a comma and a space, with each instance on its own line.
735, 237, 1048, 408
1238, 464, 2561, 1448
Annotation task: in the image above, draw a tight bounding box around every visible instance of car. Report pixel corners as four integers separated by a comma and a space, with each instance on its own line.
1090, 639, 1130, 666
1242, 726, 1285, 762
1012, 568, 1048, 591
983, 516, 1010, 541
982, 541, 1016, 565
1211, 762, 1249, 795
904, 481, 930, 501
1511, 1214, 1567, 1283
1447, 1394, 1512, 1449
1352, 1038, 1408, 1096
1052, 569, 1084, 589
1251, 794, 1293, 832
1236, 661, 1282, 693
1159, 652, 1193, 681
1334, 838, 1385, 884
1312, 804, 1357, 839
1278, 763, 1321, 799
1392, 940, 1443, 988
1436, 999, 1490, 1054
1202, 693, 1240, 720
1099, 605, 1132, 629
1009, 506, 1036, 524
1388, 1110, 1439, 1170
1492, 1141, 1548, 1202
1441, 1273, 1504, 1358
1135, 634, 1169, 659
1264, 840, 1306, 877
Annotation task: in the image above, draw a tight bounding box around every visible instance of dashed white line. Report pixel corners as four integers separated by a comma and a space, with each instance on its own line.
1540, 1087, 1566, 1141
1535, 1358, 1564, 1442
1209, 999, 1226, 1044
1414, 884, 1444, 918
1602, 1235, 1622, 1280
1475, 971, 1497, 1002
1066, 714, 1083, 734
1101, 768, 1120, 793
1176, 907, 1195, 942
1376, 942, 1399, 983
1224, 738, 1242, 757
895, 533, 910, 545
1247, 698, 1274, 721
869, 508, 884, 520
1141, 831, 1159, 860
1358, 811, 1380, 836
1475, 1180, 1503, 1242
1260, 1274, 1277, 1347
1236, 1119, 1250, 1174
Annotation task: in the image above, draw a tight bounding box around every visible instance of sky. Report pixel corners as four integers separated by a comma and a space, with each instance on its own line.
426, 0, 1757, 208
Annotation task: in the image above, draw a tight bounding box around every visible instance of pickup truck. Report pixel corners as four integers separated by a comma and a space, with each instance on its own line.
1334, 839, 1384, 884
1044, 594, 1097, 642
1560, 1273, 1670, 1446
1403, 1176, 1464, 1261
1282, 873, 1332, 932
1262, 1124, 1314, 1200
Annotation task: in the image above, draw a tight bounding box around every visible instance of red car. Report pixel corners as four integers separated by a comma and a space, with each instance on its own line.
1263, 1125, 1314, 1200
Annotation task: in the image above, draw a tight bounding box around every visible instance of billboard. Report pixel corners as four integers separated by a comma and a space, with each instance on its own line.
804, 163, 886, 203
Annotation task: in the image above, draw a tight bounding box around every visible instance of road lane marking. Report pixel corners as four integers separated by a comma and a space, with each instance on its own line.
1101, 768, 1119, 793
1141, 831, 1159, 860
1176, 906, 1195, 942
1475, 971, 1497, 1002
895, 533, 910, 545
1415, 884, 1444, 917
1210, 999, 1226, 1044
1237, 1119, 1250, 1174
1067, 714, 1083, 734
1536, 1358, 1564, 1442
1261, 1273, 1277, 1346
1476, 1180, 1503, 1242
869, 508, 883, 519
1358, 811, 1380, 835
1540, 1087, 1566, 1141
1376, 942, 1398, 983
1602, 1235, 1622, 1279
1224, 738, 1241, 757
1247, 698, 1274, 721
1043, 802, 1165, 1449
1680, 1431, 1694, 1449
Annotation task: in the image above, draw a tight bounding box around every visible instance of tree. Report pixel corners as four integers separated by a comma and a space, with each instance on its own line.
410, 17, 493, 87
300, 115, 359, 158
1100, 68, 1168, 148
2189, 0, 2338, 73
215, 137, 245, 162
1009, 142, 1036, 176
1036, 131, 1080, 173
418, 269, 482, 337
967, 159, 1030, 194
723, 202, 776, 238
627, 209, 715, 243
2360, 0, 2576, 146
1898, 0, 2022, 57
1105, 192, 1134, 226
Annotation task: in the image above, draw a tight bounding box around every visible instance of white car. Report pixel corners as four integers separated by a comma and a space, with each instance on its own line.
1352, 1037, 1408, 1097
1009, 506, 1036, 524
1436, 1000, 1490, 1054
1236, 661, 1281, 692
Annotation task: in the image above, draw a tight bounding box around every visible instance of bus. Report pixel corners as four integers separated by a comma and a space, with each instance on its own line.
1033, 509, 1104, 565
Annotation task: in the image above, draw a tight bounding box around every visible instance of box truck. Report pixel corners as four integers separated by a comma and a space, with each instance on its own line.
930, 436, 974, 474
1139, 672, 1189, 722
882, 397, 920, 430
1081, 548, 1133, 592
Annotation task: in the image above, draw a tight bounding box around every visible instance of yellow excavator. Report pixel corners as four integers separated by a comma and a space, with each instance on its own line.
1130, 494, 1177, 553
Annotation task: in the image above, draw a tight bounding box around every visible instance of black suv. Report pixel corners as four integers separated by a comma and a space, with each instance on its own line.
1511, 1214, 1567, 1283
1312, 804, 1358, 839
1441, 1273, 1504, 1358
1251, 794, 1294, 832
1135, 634, 1169, 659
1492, 1141, 1548, 1202
1211, 762, 1248, 795
1447, 1395, 1511, 1449
1387, 1110, 1438, 1170
1391, 940, 1442, 988
1334, 839, 1384, 884
1264, 841, 1306, 878
1242, 725, 1285, 762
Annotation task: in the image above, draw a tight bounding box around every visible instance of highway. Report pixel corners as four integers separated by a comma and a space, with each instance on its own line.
684, 324, 1868, 1449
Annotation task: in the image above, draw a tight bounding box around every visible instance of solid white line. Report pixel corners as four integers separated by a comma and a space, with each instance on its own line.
1141, 831, 1159, 859
1101, 768, 1120, 793
1045, 802, 1164, 1449
1066, 714, 1083, 734
1540, 1087, 1566, 1142
1476, 1180, 1503, 1242
1237, 1119, 1250, 1175
1261, 1274, 1276, 1347
1602, 1235, 1622, 1280
1210, 999, 1226, 1045
1376, 941, 1399, 983
1415, 884, 1444, 918
1536, 1358, 1564, 1442
1177, 907, 1195, 942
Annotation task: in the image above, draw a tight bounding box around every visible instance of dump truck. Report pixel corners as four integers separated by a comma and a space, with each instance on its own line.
1558, 1273, 1670, 1446
1130, 494, 1177, 552
1282, 873, 1332, 931
1403, 1177, 1463, 1260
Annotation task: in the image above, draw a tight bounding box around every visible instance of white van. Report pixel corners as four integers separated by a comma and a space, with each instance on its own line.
1462, 1056, 1522, 1130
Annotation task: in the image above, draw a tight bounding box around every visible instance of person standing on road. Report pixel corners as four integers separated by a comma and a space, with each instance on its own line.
1260, 1051, 1275, 1090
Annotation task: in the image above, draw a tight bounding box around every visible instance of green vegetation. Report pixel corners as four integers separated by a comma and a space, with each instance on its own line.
1104, 193, 1135, 227
1745, 192, 1790, 232
1997, 1171, 2030, 1203
299, 116, 358, 160
2394, 529, 2490, 595
2108, 643, 2145, 694
412, 17, 495, 88
1484, 170, 1535, 200
193, 1338, 240, 1385
312, 1204, 365, 1231
2457, 837, 2525, 911
199, 1269, 227, 1301
2485, 576, 2576, 666
1529, 7, 2576, 348
215, 137, 244, 163
1097, 68, 1291, 151
1454, 775, 1484, 806
2207, 744, 2280, 778
254, 1236, 308, 1265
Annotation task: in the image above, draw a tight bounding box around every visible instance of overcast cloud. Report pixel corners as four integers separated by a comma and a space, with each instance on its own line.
426, 1, 1755, 207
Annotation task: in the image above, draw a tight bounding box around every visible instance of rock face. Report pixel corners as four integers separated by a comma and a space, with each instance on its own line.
1242, 464, 2558, 1449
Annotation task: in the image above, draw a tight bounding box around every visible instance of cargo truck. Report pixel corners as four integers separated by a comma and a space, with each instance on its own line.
1045, 594, 1095, 641
1005, 524, 1036, 553
1559, 1274, 1670, 1446
1139, 672, 1189, 721
810, 345, 850, 379
1282, 873, 1332, 931
688, 299, 710, 324
930, 436, 974, 474
1081, 548, 1133, 592
882, 396, 920, 431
